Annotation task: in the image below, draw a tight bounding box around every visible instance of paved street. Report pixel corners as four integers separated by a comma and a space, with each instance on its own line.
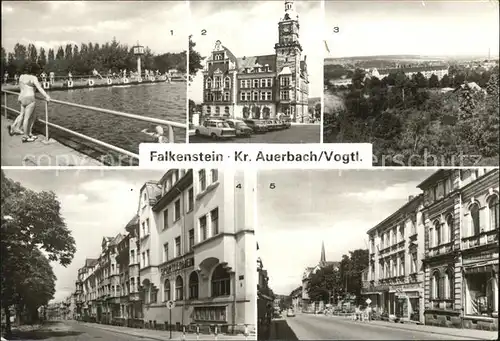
6, 321, 255, 341
189, 124, 320, 143
273, 314, 498, 340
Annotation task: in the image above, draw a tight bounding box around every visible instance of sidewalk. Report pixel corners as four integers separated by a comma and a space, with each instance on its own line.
79, 322, 256, 341
321, 314, 498, 340
1, 116, 103, 166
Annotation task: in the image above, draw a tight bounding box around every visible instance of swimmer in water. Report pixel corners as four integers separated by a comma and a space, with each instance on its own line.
8, 63, 51, 142
141, 125, 171, 143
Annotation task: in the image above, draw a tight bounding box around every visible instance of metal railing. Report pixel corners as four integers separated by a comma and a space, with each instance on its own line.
1, 89, 186, 162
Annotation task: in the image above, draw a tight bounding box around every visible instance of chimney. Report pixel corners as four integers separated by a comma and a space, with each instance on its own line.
304, 55, 307, 62
408, 195, 415, 202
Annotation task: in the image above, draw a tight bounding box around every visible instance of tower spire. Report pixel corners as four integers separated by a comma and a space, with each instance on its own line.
320, 241, 326, 265
283, 0, 298, 20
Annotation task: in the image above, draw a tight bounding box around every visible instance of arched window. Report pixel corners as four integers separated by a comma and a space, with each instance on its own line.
224, 106, 230, 116
434, 220, 441, 246
242, 106, 250, 119
488, 196, 499, 230
189, 272, 199, 299
262, 106, 270, 119
206, 106, 211, 115
251, 106, 261, 119
470, 203, 480, 235
446, 214, 453, 244
211, 264, 230, 297
224, 77, 231, 89
175, 276, 183, 301
432, 271, 440, 299
163, 279, 170, 301
206, 77, 212, 89
215, 107, 220, 115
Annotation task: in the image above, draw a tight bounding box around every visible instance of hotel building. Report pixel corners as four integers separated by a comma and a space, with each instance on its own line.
362, 195, 426, 324
419, 169, 499, 331
137, 169, 256, 334
201, 0, 309, 123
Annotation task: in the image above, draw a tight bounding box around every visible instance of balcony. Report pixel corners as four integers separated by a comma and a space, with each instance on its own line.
430, 299, 454, 310
428, 242, 453, 257
193, 233, 236, 277
462, 229, 498, 250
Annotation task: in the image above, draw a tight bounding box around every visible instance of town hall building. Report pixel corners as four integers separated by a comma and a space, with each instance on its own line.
201, 0, 310, 123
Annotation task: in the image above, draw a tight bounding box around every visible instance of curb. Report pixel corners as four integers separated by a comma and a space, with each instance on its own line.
319, 315, 494, 340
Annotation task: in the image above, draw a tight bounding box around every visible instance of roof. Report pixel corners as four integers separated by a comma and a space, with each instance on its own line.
125, 214, 139, 229
417, 169, 448, 190
143, 181, 162, 201
279, 66, 292, 76
236, 54, 276, 73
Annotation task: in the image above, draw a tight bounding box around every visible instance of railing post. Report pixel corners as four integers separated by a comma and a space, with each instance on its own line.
45, 101, 49, 141
4, 92, 7, 118
167, 124, 174, 143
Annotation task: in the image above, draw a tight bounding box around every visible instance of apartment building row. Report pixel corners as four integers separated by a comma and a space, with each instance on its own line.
362, 168, 499, 331
74, 169, 257, 334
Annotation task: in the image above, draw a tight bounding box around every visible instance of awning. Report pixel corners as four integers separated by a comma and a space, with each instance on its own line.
463, 262, 498, 274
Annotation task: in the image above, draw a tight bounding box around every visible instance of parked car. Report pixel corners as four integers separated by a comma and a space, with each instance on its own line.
274, 120, 286, 130
194, 119, 236, 140
244, 119, 268, 133
282, 118, 292, 129
286, 309, 295, 317
265, 120, 279, 131
225, 119, 253, 137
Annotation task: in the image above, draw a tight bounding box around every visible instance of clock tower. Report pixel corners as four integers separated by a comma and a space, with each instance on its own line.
275, 0, 304, 121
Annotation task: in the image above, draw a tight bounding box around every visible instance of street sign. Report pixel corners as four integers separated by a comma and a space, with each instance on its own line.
365, 298, 372, 305
166, 300, 175, 309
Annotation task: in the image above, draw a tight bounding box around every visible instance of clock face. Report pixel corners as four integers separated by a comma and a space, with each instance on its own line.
283, 25, 291, 33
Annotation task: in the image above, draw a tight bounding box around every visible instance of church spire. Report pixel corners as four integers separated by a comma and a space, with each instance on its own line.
320, 241, 326, 265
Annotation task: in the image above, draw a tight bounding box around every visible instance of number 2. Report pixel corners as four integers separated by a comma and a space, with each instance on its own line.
201, 29, 207, 36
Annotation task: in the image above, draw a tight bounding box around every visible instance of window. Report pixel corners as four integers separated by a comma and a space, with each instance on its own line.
470, 203, 481, 235
380, 235, 384, 249
131, 250, 135, 264
253, 79, 259, 88
224, 77, 230, 89
174, 199, 181, 221
188, 188, 194, 212
432, 271, 441, 299
206, 78, 212, 89
215, 106, 220, 115
444, 269, 453, 299
189, 229, 194, 251
175, 276, 184, 300
224, 92, 230, 101
280, 90, 289, 100
199, 170, 206, 191
392, 258, 397, 277
150, 288, 157, 304
146, 218, 150, 235
211, 169, 218, 183
410, 251, 417, 273
146, 250, 150, 266
488, 196, 499, 230
446, 214, 453, 244
163, 243, 169, 262
211, 264, 231, 297
214, 77, 221, 89
175, 237, 181, 257
164, 280, 171, 301
200, 216, 207, 241
252, 91, 259, 101
142, 222, 145, 237
399, 226, 404, 242
392, 228, 397, 245
189, 272, 199, 299
131, 278, 135, 293
163, 209, 169, 230
429, 226, 434, 248
434, 221, 441, 246
281, 76, 290, 87
399, 255, 405, 276
265, 91, 272, 100
379, 262, 384, 279
211, 208, 219, 235
260, 79, 265, 87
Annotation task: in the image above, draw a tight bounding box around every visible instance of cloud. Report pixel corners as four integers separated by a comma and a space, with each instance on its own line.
342, 182, 421, 203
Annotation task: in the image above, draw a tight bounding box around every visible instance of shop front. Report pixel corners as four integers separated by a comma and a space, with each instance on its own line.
395, 290, 422, 323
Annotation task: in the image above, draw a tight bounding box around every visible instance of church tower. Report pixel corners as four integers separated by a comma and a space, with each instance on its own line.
275, 0, 303, 121
319, 241, 326, 267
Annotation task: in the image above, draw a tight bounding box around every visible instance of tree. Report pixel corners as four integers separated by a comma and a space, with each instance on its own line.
339, 249, 369, 304
428, 74, 440, 88
306, 264, 341, 304
440, 74, 451, 88
1, 171, 76, 336
39, 47, 47, 70
189, 37, 204, 77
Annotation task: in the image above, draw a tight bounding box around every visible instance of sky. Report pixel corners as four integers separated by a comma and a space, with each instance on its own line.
324, 0, 500, 58
1, 1, 188, 55
189, 0, 324, 103
257, 169, 434, 296
3, 169, 165, 302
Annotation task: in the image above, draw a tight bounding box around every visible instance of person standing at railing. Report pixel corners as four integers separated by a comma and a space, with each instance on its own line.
68, 71, 72, 82
49, 71, 55, 85
3, 71, 8, 84
40, 71, 47, 82
92, 68, 103, 79
14, 74, 19, 85
8, 62, 51, 142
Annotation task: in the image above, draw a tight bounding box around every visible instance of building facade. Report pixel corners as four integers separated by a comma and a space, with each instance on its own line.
257, 255, 274, 341
419, 169, 499, 331
362, 195, 426, 324
201, 0, 309, 123
74, 169, 256, 335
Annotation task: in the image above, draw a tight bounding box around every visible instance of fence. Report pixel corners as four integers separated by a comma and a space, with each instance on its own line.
1, 89, 187, 164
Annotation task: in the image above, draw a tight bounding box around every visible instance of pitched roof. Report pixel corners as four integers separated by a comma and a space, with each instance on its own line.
236, 54, 276, 73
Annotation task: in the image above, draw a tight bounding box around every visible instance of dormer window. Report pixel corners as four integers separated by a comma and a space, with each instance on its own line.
205, 77, 212, 89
